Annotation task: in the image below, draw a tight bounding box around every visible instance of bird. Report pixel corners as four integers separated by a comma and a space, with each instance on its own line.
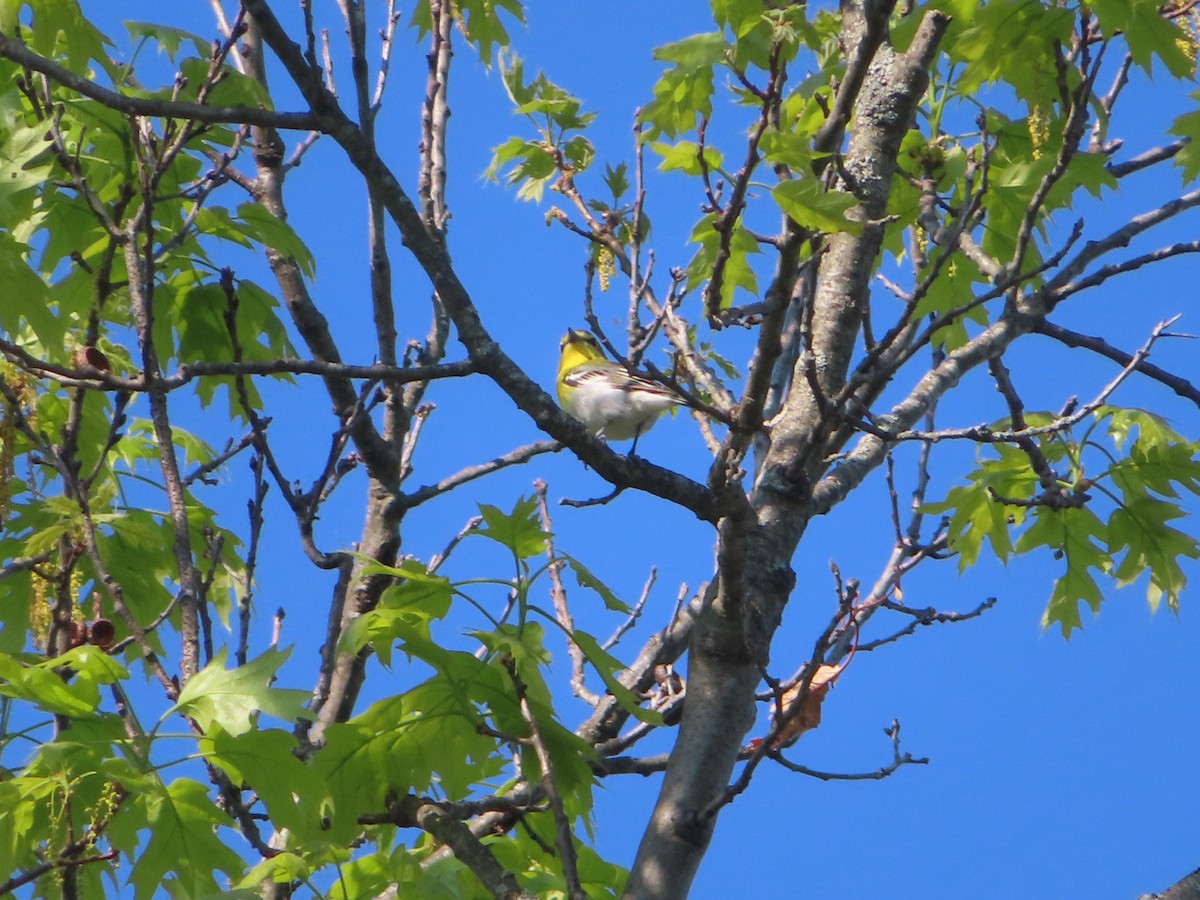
556, 329, 682, 454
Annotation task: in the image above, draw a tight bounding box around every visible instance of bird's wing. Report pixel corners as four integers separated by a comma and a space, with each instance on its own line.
565, 364, 678, 399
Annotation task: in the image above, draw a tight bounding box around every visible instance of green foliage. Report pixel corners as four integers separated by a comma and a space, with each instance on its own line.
3, 0, 1200, 896
0, 487, 640, 892
125, 778, 244, 898
942, 0, 1075, 104
929, 407, 1200, 635
1169, 95, 1200, 182
170, 648, 310, 736
772, 179, 862, 235
412, 0, 524, 59
640, 33, 728, 141
486, 52, 596, 202
686, 213, 760, 307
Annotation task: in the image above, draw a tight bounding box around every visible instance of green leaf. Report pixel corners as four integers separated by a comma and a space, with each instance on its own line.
604, 162, 630, 202
19, 0, 115, 75
486, 136, 558, 203
0, 117, 54, 220
499, 50, 595, 133
470, 496, 548, 560
560, 555, 629, 613
947, 1, 1073, 103
759, 128, 816, 171
655, 31, 730, 68
685, 213, 761, 307
340, 559, 454, 665
1016, 507, 1110, 636
772, 179, 862, 234
235, 203, 316, 278
128, 778, 244, 899
1093, 0, 1195, 78
232, 279, 299, 361
414, 0, 524, 59
570, 630, 662, 726
711, 0, 768, 38
652, 140, 723, 175
912, 249, 989, 350
1169, 98, 1200, 182
1100, 405, 1191, 454
0, 233, 55, 342
39, 645, 129, 684
237, 851, 310, 889
1109, 497, 1198, 613
201, 728, 311, 833
562, 134, 595, 172
124, 21, 209, 61
925, 444, 1039, 569
314, 680, 501, 840
640, 33, 729, 140
0, 652, 99, 717
170, 647, 310, 736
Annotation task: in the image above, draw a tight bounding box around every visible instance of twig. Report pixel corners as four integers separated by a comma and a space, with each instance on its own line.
856, 597, 998, 652
427, 515, 484, 574
400, 441, 562, 510
237, 452, 269, 666
770, 719, 929, 780
0, 338, 475, 392
534, 481, 598, 706
1034, 319, 1200, 407
1106, 138, 1189, 179
603, 568, 657, 650
893, 317, 1181, 444
504, 657, 585, 900
1047, 240, 1200, 307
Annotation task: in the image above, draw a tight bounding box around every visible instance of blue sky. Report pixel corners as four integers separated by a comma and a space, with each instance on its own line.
47, 2, 1200, 897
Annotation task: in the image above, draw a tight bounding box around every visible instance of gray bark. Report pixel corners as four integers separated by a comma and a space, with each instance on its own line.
1141, 867, 1200, 900
624, 5, 951, 897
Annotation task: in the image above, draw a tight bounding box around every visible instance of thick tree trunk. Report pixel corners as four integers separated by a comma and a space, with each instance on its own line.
624, 5, 950, 897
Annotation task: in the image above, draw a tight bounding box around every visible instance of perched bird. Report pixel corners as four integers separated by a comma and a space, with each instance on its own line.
556, 329, 682, 454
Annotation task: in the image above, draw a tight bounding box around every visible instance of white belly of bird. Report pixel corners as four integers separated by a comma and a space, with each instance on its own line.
571, 381, 676, 442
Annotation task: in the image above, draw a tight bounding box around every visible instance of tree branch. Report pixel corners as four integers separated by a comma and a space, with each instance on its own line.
0, 32, 319, 130
1034, 319, 1200, 408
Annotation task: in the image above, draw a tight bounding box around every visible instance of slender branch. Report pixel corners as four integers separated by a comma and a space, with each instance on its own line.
399, 441, 562, 510
0, 338, 475, 391
769, 720, 929, 780
893, 317, 1181, 444
1034, 319, 1200, 407
183, 429, 259, 488
1048, 240, 1200, 305
0, 33, 318, 129
1106, 138, 1188, 179
504, 658, 585, 900
855, 596, 998, 652
236, 452, 269, 667
534, 482, 598, 706
0, 849, 119, 895
603, 568, 659, 651
1045, 188, 1200, 298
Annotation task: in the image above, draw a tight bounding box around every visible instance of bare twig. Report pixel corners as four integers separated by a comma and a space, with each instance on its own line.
504, 657, 585, 900
770, 719, 929, 780
603, 568, 658, 651
856, 597, 998, 652
400, 441, 562, 510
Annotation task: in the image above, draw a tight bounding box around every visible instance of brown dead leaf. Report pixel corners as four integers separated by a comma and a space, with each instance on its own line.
769, 664, 841, 749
